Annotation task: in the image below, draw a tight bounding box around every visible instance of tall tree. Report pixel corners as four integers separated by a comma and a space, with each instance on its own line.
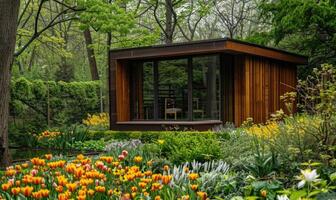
214, 0, 254, 38
84, 28, 99, 80
1, 0, 81, 165
0, 0, 20, 166
152, 0, 178, 44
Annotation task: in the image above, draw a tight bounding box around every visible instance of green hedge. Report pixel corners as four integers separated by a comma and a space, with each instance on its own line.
10, 77, 100, 135
88, 130, 216, 142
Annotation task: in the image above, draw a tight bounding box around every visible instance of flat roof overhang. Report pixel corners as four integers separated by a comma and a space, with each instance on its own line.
109, 38, 308, 65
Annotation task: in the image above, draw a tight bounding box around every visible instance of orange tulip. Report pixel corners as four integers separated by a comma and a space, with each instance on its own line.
152, 174, 162, 182
11, 187, 21, 195
163, 165, 170, 171
32, 177, 43, 185
161, 175, 172, 185
66, 183, 77, 192
45, 154, 53, 160
21, 186, 34, 197
32, 191, 43, 199
1, 183, 11, 191
40, 189, 50, 197
151, 183, 162, 191
131, 186, 137, 192
191, 184, 198, 191
5, 169, 16, 176
138, 182, 147, 189
58, 193, 69, 200
87, 189, 95, 196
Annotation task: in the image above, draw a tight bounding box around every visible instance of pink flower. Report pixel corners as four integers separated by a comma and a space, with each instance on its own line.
31, 169, 38, 176
122, 150, 128, 157
118, 154, 125, 161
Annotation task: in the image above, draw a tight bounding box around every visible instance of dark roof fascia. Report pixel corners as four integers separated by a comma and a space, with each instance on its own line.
109, 38, 308, 64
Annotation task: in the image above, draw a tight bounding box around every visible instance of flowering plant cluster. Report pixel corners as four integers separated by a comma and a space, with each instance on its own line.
82, 113, 109, 128
246, 122, 279, 139
36, 131, 63, 141
0, 151, 208, 200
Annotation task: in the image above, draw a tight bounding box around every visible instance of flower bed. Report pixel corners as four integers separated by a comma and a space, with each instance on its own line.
0, 152, 208, 200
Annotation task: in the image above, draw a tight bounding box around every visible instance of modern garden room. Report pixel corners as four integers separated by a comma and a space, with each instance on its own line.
109, 38, 307, 130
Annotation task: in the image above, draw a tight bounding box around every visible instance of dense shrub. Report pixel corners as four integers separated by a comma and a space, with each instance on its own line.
10, 77, 100, 125
158, 132, 222, 164
9, 78, 100, 145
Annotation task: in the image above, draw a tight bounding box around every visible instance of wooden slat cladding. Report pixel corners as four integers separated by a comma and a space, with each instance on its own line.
233, 55, 297, 126
279, 63, 297, 113
109, 60, 117, 127
115, 60, 130, 121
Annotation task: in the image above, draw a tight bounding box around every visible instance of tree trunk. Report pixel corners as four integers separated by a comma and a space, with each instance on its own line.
0, 0, 20, 167
165, 0, 173, 44
84, 28, 99, 80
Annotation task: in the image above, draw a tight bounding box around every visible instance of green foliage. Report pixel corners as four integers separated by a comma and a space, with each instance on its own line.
72, 139, 106, 152
158, 132, 222, 164
78, 0, 135, 34
243, 180, 283, 200
259, 0, 336, 71
10, 77, 100, 131
88, 130, 215, 143
218, 129, 255, 167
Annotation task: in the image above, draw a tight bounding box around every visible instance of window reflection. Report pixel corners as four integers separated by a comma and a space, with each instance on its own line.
131, 55, 220, 121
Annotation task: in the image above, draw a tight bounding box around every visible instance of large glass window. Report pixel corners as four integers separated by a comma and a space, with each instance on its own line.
192, 56, 221, 120
158, 59, 188, 120
131, 55, 220, 121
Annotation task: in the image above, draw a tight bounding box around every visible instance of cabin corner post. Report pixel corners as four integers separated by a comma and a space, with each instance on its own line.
109, 59, 117, 129
220, 54, 234, 124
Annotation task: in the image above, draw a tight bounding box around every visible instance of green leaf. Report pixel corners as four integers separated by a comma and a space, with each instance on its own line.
290, 190, 307, 200
329, 172, 336, 182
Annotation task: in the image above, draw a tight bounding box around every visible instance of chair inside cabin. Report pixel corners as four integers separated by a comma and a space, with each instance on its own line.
164, 98, 182, 120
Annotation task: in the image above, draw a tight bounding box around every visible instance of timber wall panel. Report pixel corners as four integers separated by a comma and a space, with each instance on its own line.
233, 55, 297, 126
116, 61, 130, 121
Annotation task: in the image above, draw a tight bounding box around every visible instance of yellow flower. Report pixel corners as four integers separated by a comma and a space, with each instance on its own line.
134, 156, 143, 163
95, 186, 106, 193
82, 113, 109, 127
188, 173, 199, 180
197, 191, 207, 200
155, 195, 161, 200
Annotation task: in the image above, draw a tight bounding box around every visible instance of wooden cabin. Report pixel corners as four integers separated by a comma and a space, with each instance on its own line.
109, 38, 307, 131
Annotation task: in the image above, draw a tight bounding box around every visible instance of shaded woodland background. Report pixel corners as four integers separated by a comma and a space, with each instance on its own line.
11, 0, 336, 82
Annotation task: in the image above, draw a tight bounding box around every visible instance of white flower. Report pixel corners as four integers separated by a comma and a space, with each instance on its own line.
297, 169, 320, 188
277, 195, 289, 200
